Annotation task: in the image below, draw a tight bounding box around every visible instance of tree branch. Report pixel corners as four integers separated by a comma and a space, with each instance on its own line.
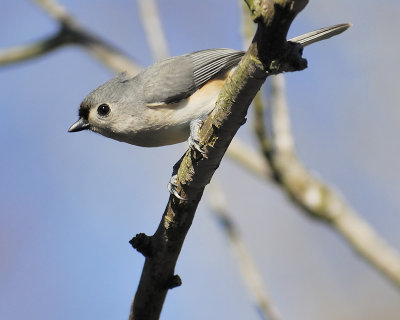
33, 0, 141, 74
0, 30, 67, 66
254, 74, 400, 290
227, 137, 271, 179
137, 0, 170, 61
207, 182, 283, 320
0, 0, 141, 75
136, 3, 279, 318
129, 1, 309, 319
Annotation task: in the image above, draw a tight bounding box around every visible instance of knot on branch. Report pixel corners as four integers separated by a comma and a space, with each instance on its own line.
268, 41, 307, 74
165, 275, 182, 289
130, 233, 153, 257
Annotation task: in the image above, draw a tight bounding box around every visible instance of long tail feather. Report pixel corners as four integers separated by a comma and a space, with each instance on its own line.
289, 23, 351, 47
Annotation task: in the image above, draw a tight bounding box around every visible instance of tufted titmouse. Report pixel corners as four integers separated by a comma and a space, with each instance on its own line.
69, 23, 350, 151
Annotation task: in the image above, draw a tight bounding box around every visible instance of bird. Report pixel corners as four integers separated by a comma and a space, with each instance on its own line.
69, 23, 350, 150
68, 23, 350, 199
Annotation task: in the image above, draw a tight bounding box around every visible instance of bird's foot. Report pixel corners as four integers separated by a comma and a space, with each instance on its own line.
189, 118, 208, 157
168, 174, 187, 201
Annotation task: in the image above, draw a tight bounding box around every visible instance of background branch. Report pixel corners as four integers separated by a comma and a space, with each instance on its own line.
0, 30, 68, 66
137, 0, 170, 61
254, 74, 400, 289
0, 0, 141, 74
227, 137, 271, 179
207, 182, 283, 320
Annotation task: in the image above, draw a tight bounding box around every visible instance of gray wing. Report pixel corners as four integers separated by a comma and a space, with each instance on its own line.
142, 48, 245, 106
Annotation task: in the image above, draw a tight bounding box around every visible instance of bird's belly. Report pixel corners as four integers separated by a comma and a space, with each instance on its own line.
137, 77, 226, 147
124, 124, 190, 147
112, 77, 227, 147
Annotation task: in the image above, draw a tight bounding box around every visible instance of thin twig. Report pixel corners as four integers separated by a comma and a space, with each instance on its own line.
253, 74, 400, 289
207, 182, 283, 320
32, 0, 141, 74
137, 0, 170, 61
0, 31, 67, 66
0, 0, 141, 75
33, 0, 71, 22
239, 0, 256, 49
227, 138, 271, 179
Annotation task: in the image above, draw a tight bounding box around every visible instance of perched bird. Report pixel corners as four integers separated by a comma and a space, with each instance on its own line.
69, 23, 350, 152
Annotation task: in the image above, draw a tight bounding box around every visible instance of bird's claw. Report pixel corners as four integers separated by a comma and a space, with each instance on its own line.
168, 175, 187, 201
189, 118, 208, 157
188, 136, 208, 157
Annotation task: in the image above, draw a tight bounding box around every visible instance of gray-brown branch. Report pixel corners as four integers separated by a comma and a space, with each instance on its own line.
129, 1, 309, 319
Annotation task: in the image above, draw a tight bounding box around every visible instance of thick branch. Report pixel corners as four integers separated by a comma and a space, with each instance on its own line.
129, 1, 308, 319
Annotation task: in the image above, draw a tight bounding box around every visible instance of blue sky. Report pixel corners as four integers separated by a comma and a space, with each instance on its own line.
1, 1, 400, 320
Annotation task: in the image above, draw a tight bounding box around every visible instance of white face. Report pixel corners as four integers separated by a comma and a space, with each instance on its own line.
82, 99, 191, 147
86, 101, 145, 143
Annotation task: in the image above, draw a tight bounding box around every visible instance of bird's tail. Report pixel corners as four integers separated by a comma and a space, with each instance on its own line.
289, 23, 351, 47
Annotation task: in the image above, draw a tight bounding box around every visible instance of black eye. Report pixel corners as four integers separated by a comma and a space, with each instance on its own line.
97, 103, 111, 117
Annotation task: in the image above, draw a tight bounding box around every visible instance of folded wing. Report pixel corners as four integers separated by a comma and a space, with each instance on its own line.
143, 48, 245, 107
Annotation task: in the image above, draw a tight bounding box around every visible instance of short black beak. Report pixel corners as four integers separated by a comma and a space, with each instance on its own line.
68, 118, 90, 132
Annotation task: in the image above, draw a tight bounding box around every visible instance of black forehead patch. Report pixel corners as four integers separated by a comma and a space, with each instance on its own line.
78, 103, 90, 120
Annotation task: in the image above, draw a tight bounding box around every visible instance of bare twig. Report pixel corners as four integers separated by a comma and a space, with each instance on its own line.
207, 182, 283, 320
227, 138, 271, 179
137, 0, 170, 61
33, 0, 71, 22
0, 0, 141, 75
129, 1, 309, 319
254, 74, 400, 289
240, 0, 256, 49
0, 31, 67, 66
33, 0, 141, 74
